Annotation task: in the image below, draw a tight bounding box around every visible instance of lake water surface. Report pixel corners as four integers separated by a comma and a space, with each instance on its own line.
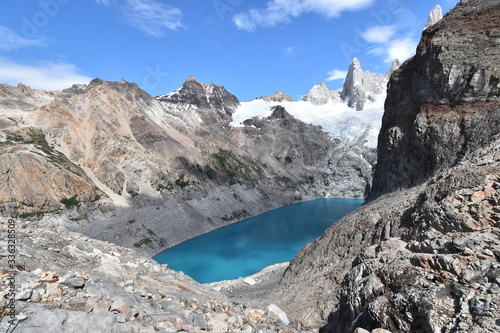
153, 198, 364, 283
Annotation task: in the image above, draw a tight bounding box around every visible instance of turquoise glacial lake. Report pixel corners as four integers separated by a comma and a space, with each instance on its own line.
153, 198, 364, 283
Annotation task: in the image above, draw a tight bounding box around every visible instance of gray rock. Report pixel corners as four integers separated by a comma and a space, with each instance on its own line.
188, 310, 206, 329
63, 277, 85, 289
469, 296, 491, 316
487, 283, 500, 294
15, 286, 33, 300
424, 4, 443, 29
353, 328, 370, 333
340, 58, 388, 111
265, 304, 289, 326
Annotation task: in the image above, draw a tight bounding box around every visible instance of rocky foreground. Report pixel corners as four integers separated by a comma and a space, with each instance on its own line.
0, 217, 307, 333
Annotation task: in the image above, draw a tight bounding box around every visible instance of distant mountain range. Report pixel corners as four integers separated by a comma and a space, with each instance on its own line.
0, 56, 396, 256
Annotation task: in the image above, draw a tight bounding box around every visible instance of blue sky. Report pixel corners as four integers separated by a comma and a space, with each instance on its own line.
1, 0, 457, 101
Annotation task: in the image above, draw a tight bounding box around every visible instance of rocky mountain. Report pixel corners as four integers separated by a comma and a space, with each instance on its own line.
301, 82, 341, 105
0, 66, 379, 258
234, 105, 373, 199
258, 90, 293, 102
265, 0, 500, 331
425, 4, 443, 29
2, 1, 497, 332
371, 0, 500, 198
156, 75, 239, 128
384, 59, 401, 79
340, 58, 390, 111
0, 62, 385, 332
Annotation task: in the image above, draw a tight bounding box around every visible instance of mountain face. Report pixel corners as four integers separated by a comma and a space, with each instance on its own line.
340, 58, 390, 111
301, 82, 341, 105
425, 4, 443, 29
156, 75, 239, 127
234, 106, 373, 199
267, 1, 500, 331
258, 90, 293, 102
371, 0, 500, 199
301, 59, 394, 110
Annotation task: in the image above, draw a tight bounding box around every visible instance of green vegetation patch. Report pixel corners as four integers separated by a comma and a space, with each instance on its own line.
133, 238, 152, 248
60, 195, 80, 207
19, 211, 47, 219
175, 174, 190, 188
27, 128, 87, 178
221, 209, 249, 221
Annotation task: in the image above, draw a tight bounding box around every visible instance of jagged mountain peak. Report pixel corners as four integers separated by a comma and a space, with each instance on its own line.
384, 58, 401, 78
350, 57, 361, 68
341, 58, 388, 111
301, 82, 340, 106
425, 4, 443, 29
185, 74, 198, 82
258, 90, 293, 102
155, 77, 239, 128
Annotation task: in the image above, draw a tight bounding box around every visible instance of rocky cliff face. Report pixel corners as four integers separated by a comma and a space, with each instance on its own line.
267, 1, 500, 332
233, 106, 373, 199
371, 0, 500, 198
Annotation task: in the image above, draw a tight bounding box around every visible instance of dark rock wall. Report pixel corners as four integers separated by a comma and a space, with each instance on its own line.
371, 0, 500, 199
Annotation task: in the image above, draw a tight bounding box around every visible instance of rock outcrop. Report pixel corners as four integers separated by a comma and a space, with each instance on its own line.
267, 0, 500, 331
341, 58, 388, 111
425, 4, 443, 29
259, 90, 293, 102
383, 59, 401, 79
301, 82, 341, 105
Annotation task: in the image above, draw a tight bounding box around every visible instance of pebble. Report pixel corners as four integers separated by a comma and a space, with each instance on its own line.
63, 277, 85, 289
488, 283, 500, 294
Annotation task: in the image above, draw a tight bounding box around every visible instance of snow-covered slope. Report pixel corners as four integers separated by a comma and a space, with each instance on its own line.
231, 98, 384, 148
231, 58, 397, 149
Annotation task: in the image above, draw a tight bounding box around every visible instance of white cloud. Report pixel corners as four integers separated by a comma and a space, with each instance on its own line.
361, 24, 418, 63
0, 25, 45, 52
0, 57, 92, 91
385, 38, 418, 63
326, 69, 347, 81
95, 0, 183, 37
361, 25, 396, 44
282, 46, 301, 57
233, 0, 373, 31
